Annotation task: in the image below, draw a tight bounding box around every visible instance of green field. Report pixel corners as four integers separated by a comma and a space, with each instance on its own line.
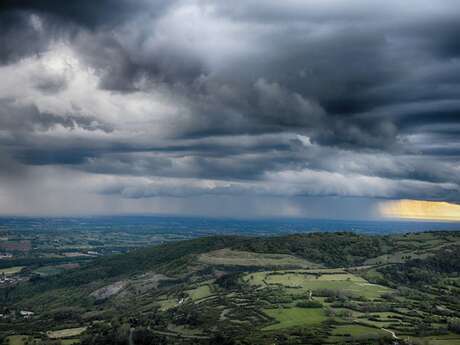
245, 270, 391, 299
0, 266, 24, 275
409, 334, 460, 345
33, 266, 64, 277
262, 307, 326, 330
6, 334, 81, 344
61, 339, 81, 345
244, 272, 267, 286
5, 336, 30, 345
331, 324, 388, 339
428, 340, 460, 345
47, 327, 87, 339
167, 324, 205, 336
186, 284, 213, 300
158, 298, 178, 311
198, 249, 320, 268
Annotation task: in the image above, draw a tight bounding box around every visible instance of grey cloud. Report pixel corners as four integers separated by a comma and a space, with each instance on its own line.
0, 0, 165, 28
0, 100, 112, 133
1, 0, 460, 215
0, 99, 113, 165
99, 169, 460, 203
0, 12, 50, 64
32, 73, 68, 94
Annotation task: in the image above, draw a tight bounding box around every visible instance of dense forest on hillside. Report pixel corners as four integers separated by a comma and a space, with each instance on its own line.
232, 232, 391, 267
379, 245, 460, 286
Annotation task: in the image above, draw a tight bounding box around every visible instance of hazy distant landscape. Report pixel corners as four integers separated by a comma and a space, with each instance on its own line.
1, 216, 459, 274
3, 216, 460, 235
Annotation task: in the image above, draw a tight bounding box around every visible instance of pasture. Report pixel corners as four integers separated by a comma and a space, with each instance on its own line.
408, 335, 460, 345
61, 339, 81, 345
186, 284, 213, 300
0, 266, 24, 275
244, 270, 391, 299
198, 249, 320, 268
158, 298, 178, 311
5, 336, 29, 345
428, 340, 460, 345
47, 327, 87, 339
331, 324, 388, 338
262, 307, 326, 330
33, 266, 64, 277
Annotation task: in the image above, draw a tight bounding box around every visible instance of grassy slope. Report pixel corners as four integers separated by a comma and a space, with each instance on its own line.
245, 270, 391, 299
263, 308, 326, 330
198, 248, 320, 268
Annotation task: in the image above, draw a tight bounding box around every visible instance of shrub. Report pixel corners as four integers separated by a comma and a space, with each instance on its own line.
296, 301, 323, 308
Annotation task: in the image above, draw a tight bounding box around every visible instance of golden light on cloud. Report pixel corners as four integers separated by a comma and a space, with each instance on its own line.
379, 199, 460, 221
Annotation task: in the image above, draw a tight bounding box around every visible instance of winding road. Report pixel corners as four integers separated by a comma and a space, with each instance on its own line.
381, 327, 398, 339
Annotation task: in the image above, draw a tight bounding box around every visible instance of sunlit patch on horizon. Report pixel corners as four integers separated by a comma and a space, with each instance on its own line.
379, 199, 460, 221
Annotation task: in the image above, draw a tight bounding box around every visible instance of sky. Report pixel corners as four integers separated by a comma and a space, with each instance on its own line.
1, 0, 460, 219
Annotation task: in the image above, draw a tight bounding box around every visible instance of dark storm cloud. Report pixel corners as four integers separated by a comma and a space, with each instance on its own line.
0, 0, 171, 67
81, 150, 296, 181
73, 30, 206, 92
0, 99, 113, 166
0, 11, 49, 64
0, 100, 112, 133
1, 0, 460, 212
0, 0, 162, 28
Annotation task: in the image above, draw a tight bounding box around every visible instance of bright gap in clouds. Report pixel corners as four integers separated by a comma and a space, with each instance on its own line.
379, 199, 460, 221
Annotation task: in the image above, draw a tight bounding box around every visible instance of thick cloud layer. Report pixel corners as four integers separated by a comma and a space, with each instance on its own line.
0, 0, 460, 217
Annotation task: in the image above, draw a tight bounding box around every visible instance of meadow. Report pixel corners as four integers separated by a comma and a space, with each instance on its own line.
198, 249, 320, 268
244, 269, 392, 299
47, 327, 87, 339
0, 266, 24, 275
262, 307, 326, 330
